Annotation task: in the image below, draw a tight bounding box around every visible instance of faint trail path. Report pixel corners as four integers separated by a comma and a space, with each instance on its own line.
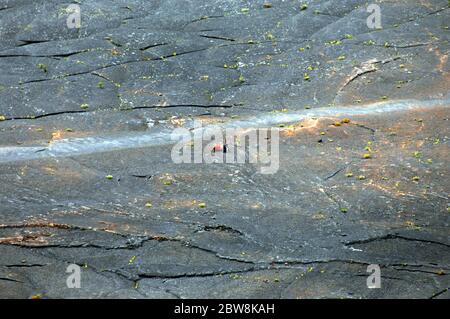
0, 98, 448, 163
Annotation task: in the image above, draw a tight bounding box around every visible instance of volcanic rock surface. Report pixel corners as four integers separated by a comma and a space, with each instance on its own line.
0, 0, 449, 298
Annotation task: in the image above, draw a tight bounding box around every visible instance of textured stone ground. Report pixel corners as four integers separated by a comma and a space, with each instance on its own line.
0, 0, 449, 298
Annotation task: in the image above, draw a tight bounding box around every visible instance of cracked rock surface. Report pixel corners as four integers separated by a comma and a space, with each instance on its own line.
0, 0, 449, 298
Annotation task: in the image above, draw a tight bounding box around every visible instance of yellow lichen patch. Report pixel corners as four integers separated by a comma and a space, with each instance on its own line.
265, 32, 275, 40
412, 151, 422, 159
272, 108, 288, 113
404, 220, 420, 229
198, 202, 206, 208
333, 121, 342, 127
251, 203, 263, 209
280, 118, 320, 137
170, 117, 186, 127
110, 48, 121, 56
50, 130, 63, 141
312, 212, 327, 220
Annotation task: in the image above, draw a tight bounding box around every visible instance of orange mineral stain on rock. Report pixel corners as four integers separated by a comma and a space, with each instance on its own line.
280, 118, 320, 137
0, 235, 49, 246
